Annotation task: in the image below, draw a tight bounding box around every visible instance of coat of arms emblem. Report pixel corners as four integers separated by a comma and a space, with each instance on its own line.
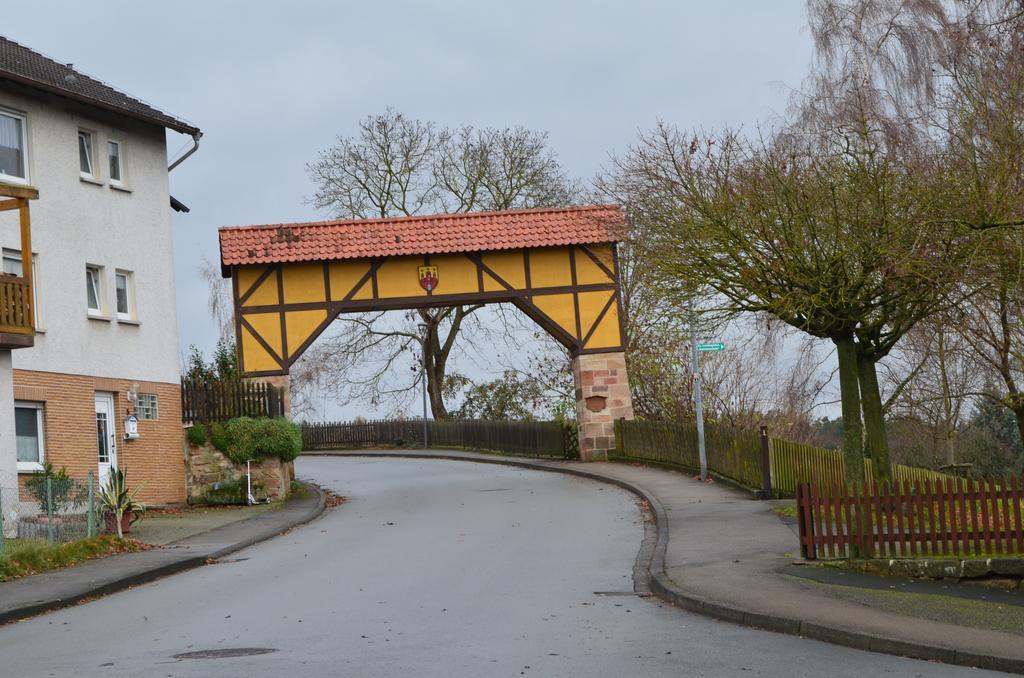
418, 265, 439, 292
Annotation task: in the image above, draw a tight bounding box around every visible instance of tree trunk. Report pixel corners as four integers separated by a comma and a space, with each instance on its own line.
857, 350, 893, 482
835, 335, 865, 483
426, 357, 448, 419
1011, 399, 1024, 459
421, 320, 450, 420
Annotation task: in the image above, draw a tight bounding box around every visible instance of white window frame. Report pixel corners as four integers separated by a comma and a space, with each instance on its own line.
107, 139, 124, 186
2, 248, 41, 328
15, 401, 45, 472
114, 269, 134, 320
135, 393, 158, 420
86, 264, 104, 316
0, 107, 29, 186
79, 129, 95, 179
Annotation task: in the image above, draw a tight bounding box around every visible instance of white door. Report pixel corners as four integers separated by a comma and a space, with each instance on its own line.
95, 393, 117, 487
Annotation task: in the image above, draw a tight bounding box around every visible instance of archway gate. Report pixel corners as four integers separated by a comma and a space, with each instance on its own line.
218, 204, 635, 460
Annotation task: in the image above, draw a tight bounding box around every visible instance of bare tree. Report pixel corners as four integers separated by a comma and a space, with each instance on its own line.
882, 316, 985, 465
294, 110, 581, 418
200, 257, 233, 341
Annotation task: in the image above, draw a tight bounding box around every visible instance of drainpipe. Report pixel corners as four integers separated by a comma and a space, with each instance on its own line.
168, 131, 203, 172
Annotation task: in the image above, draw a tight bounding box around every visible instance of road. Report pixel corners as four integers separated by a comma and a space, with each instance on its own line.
0, 457, 1006, 677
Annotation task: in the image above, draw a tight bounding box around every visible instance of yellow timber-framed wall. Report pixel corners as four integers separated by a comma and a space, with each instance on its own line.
229, 243, 625, 377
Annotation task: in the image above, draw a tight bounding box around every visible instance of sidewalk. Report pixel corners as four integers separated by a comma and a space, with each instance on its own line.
305, 449, 1024, 674
0, 485, 324, 625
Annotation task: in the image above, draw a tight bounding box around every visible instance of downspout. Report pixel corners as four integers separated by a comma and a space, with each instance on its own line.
168, 131, 203, 172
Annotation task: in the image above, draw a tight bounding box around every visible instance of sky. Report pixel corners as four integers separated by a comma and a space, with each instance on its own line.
4, 0, 817, 416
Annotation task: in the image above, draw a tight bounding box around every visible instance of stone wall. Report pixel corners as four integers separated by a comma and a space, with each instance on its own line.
572, 351, 635, 461
184, 438, 292, 504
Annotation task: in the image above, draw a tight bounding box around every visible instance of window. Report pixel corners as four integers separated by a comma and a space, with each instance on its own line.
78, 130, 94, 178
115, 269, 133, 319
86, 265, 103, 314
3, 248, 40, 326
135, 393, 158, 420
15, 402, 44, 469
108, 141, 122, 185
0, 109, 28, 184
1, 248, 22, 276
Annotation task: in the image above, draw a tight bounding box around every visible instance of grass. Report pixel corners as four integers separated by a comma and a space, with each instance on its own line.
801, 578, 1024, 636
0, 535, 146, 582
772, 501, 798, 518
288, 480, 312, 499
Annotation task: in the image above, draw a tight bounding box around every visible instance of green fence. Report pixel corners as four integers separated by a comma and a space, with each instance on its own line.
615, 418, 957, 498
613, 418, 765, 490
769, 438, 955, 496
0, 472, 99, 554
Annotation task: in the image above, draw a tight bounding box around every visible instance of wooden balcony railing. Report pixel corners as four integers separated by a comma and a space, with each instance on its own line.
0, 274, 33, 335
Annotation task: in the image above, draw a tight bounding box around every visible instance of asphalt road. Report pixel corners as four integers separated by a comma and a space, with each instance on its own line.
0, 457, 1007, 677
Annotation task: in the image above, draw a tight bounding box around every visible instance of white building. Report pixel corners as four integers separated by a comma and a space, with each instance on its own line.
0, 36, 201, 526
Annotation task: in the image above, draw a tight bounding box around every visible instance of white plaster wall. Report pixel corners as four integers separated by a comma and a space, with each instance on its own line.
0, 88, 181, 385
0, 349, 16, 536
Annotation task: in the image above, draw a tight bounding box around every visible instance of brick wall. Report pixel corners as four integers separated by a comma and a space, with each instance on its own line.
13, 369, 185, 505
572, 351, 635, 461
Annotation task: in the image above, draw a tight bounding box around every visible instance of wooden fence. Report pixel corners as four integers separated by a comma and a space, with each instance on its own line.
613, 418, 767, 491
301, 418, 577, 459
181, 379, 285, 424
0, 275, 32, 334
797, 477, 1024, 560
615, 418, 956, 499
301, 419, 425, 449
770, 439, 954, 496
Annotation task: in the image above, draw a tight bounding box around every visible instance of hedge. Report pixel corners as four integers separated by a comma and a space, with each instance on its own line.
187, 417, 302, 465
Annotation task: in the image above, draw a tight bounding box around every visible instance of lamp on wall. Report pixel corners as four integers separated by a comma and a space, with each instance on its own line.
126, 383, 140, 411
124, 383, 141, 441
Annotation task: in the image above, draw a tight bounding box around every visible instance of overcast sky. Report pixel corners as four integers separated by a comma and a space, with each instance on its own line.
5, 1, 816, 414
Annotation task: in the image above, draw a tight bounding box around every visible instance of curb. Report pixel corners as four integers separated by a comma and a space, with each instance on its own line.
0, 482, 326, 626
307, 451, 1024, 675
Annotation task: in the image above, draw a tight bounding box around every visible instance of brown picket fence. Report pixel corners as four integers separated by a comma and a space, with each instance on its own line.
181, 379, 285, 424
797, 477, 1024, 560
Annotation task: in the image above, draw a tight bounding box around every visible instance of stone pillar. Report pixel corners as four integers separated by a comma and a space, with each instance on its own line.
572, 351, 634, 461
0, 350, 17, 536
259, 374, 291, 419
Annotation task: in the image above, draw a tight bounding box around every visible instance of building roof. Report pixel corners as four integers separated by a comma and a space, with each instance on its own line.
219, 205, 625, 273
0, 36, 199, 136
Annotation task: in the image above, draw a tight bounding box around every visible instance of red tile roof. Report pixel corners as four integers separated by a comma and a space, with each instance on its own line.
219, 205, 624, 272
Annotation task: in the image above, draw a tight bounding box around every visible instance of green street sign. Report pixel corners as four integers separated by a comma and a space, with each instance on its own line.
697, 342, 725, 353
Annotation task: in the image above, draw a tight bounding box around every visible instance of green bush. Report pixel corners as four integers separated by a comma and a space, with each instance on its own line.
223, 417, 302, 465
24, 463, 83, 515
209, 421, 230, 453
185, 425, 208, 446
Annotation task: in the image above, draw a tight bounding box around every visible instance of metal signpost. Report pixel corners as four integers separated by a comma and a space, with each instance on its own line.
418, 323, 430, 448
688, 306, 725, 482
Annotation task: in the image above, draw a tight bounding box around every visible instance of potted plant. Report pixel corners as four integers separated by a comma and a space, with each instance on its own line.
97, 467, 146, 538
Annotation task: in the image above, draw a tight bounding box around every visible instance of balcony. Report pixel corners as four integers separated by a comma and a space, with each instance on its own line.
0, 274, 33, 348
0, 183, 37, 350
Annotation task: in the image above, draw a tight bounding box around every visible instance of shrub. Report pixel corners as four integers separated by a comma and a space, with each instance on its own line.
24, 463, 83, 515
185, 425, 208, 446
223, 417, 302, 464
259, 417, 303, 462
209, 421, 230, 453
